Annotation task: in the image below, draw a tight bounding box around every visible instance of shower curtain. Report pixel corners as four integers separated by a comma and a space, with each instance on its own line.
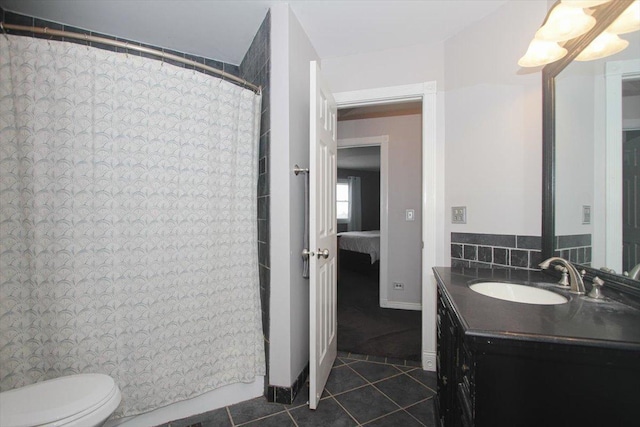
0, 35, 264, 417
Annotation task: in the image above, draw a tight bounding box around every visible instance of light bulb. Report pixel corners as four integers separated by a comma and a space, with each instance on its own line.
575, 31, 629, 61
536, 4, 597, 42
518, 39, 568, 67
608, 1, 640, 34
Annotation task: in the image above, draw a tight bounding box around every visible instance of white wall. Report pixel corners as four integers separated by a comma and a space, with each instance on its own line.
322, 42, 446, 271
322, 42, 445, 93
269, 3, 319, 388
444, 1, 547, 246
338, 115, 423, 305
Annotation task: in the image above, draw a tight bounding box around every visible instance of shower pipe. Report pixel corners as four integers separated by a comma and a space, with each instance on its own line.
0, 22, 261, 94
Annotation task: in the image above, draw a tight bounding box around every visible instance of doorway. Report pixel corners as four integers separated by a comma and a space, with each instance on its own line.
327, 81, 440, 372
335, 102, 423, 361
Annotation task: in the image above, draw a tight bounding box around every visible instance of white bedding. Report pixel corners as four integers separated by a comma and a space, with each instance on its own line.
337, 230, 380, 264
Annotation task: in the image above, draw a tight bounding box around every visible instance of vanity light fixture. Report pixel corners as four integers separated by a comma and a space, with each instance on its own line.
561, 0, 612, 8
608, 0, 640, 34
535, 3, 596, 42
518, 39, 568, 67
519, 0, 638, 67
575, 30, 629, 60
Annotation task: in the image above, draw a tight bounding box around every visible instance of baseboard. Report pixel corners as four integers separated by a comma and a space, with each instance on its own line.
266, 364, 309, 404
380, 299, 422, 311
423, 351, 436, 372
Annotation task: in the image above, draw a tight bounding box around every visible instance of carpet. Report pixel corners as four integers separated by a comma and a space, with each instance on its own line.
337, 266, 422, 361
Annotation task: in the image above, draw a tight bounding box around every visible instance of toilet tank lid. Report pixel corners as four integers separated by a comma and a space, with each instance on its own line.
0, 373, 118, 427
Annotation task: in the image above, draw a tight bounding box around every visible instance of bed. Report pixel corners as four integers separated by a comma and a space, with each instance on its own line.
337, 230, 380, 264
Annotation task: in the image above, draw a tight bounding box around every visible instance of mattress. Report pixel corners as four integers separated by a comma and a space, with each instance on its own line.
337, 230, 380, 264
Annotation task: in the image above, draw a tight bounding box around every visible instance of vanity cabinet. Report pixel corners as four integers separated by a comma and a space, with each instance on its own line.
435, 269, 640, 427
436, 286, 473, 427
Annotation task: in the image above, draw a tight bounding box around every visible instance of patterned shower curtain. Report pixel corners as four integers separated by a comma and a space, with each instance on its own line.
0, 35, 264, 417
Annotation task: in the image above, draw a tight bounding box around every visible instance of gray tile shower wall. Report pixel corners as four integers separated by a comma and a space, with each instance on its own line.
239, 10, 272, 396
451, 232, 542, 271
555, 234, 592, 266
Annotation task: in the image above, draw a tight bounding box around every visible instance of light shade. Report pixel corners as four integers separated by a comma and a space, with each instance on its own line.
561, 0, 612, 8
536, 4, 597, 42
518, 39, 568, 67
608, 1, 640, 34
575, 31, 629, 61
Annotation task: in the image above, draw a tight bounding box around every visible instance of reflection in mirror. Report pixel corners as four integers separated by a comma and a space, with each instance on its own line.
554, 28, 640, 282
622, 82, 640, 277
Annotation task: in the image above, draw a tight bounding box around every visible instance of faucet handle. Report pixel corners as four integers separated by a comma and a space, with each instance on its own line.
554, 265, 570, 288
588, 276, 605, 300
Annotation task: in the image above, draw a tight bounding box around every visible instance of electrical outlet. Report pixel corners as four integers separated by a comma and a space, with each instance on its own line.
452, 206, 467, 224
406, 209, 415, 221
393, 282, 404, 290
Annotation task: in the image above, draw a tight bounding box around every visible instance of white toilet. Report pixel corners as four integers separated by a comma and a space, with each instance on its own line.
0, 373, 121, 427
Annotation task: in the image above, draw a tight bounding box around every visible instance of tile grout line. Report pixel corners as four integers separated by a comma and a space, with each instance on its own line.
225, 406, 235, 427
344, 360, 407, 387
404, 370, 438, 395
283, 406, 300, 427
329, 395, 365, 427
334, 360, 405, 426
402, 396, 435, 427
359, 407, 407, 426
232, 407, 288, 426
344, 360, 413, 425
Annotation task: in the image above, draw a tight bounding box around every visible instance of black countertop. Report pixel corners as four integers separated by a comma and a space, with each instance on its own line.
433, 266, 640, 352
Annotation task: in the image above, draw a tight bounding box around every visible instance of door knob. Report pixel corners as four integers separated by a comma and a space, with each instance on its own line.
302, 248, 315, 259
317, 248, 330, 259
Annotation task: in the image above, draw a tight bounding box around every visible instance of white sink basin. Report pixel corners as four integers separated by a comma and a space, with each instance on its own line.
469, 282, 568, 305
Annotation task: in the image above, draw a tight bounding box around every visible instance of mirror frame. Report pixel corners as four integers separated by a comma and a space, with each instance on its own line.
541, 0, 640, 296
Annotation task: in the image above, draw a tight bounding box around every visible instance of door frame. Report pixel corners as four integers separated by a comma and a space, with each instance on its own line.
604, 59, 640, 272
337, 136, 390, 308
334, 82, 441, 371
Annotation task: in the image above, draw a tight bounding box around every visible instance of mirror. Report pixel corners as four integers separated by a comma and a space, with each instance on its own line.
542, 0, 640, 295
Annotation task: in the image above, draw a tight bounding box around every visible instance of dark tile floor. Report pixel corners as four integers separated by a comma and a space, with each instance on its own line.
160, 352, 437, 427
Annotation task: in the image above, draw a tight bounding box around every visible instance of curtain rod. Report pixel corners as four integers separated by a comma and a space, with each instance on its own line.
0, 22, 261, 94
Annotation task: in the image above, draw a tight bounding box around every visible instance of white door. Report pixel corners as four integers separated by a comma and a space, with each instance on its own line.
309, 60, 338, 409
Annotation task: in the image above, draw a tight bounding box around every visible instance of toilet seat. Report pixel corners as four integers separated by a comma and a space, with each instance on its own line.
0, 374, 121, 427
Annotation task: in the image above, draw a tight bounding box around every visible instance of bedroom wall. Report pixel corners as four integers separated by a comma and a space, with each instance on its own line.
338, 114, 422, 306
337, 168, 381, 233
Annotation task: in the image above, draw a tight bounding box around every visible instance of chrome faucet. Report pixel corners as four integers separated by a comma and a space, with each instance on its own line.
539, 257, 586, 295
625, 263, 640, 280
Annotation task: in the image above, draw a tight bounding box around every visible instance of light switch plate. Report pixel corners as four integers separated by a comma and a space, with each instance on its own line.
582, 205, 591, 224
452, 206, 467, 224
